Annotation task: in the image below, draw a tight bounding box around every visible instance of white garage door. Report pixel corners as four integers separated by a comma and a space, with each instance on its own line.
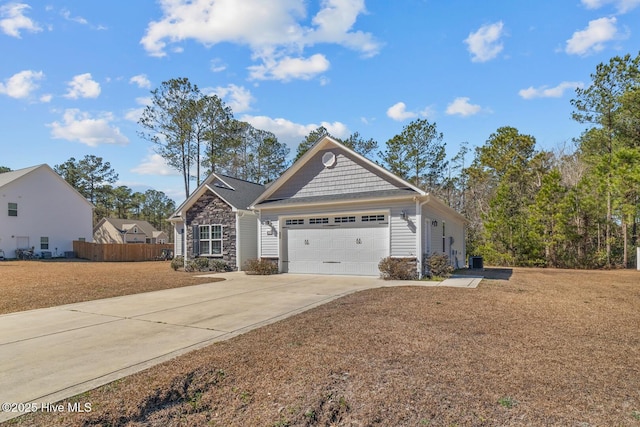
282, 214, 388, 276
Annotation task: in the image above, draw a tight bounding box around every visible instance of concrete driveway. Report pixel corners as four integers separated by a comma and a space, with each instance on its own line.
0, 272, 479, 422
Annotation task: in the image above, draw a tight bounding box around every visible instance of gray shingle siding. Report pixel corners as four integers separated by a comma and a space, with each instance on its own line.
268, 149, 399, 200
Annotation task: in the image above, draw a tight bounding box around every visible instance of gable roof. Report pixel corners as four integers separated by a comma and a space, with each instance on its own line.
250, 136, 466, 222
0, 165, 42, 188
251, 136, 426, 206
0, 164, 94, 209
94, 218, 163, 238
169, 173, 265, 222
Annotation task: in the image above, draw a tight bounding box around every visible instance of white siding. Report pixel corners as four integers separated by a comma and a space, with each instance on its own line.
237, 210, 258, 270
173, 222, 184, 257
269, 148, 400, 200
258, 200, 418, 261
0, 166, 93, 258
259, 214, 279, 258
423, 203, 466, 268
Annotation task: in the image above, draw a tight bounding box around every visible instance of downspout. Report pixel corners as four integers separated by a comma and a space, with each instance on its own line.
236, 210, 244, 271
415, 195, 431, 279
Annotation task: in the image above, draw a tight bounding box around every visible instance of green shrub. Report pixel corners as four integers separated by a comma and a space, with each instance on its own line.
170, 256, 184, 271
426, 253, 454, 278
378, 257, 417, 280
244, 258, 278, 275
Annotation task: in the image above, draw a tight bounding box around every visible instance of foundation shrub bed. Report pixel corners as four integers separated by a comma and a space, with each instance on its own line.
378, 257, 418, 280
243, 258, 278, 275
426, 253, 455, 278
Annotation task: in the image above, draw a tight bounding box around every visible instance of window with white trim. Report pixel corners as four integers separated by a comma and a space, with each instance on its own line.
309, 217, 329, 224
362, 214, 385, 222
334, 216, 355, 223
285, 219, 304, 225
40, 237, 49, 250
8, 202, 17, 217
199, 225, 222, 256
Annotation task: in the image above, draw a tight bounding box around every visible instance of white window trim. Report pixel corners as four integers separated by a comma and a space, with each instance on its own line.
199, 224, 223, 257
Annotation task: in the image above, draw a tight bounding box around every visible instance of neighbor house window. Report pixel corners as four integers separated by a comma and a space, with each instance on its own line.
40, 237, 49, 250
199, 225, 222, 256
8, 202, 17, 217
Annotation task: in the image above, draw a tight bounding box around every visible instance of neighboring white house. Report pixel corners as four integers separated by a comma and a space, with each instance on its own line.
94, 218, 168, 244
250, 136, 467, 277
0, 164, 94, 259
168, 173, 265, 271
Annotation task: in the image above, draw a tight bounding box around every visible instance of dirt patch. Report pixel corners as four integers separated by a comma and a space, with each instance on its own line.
0, 260, 221, 314
6, 268, 640, 426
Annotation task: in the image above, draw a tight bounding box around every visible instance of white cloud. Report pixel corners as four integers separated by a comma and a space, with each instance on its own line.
40, 93, 52, 103
0, 3, 42, 38
124, 97, 151, 122
210, 58, 227, 72
445, 97, 482, 117
140, 0, 379, 81
581, 0, 640, 13
0, 69, 44, 99
386, 102, 417, 121
565, 17, 618, 56
129, 74, 151, 89
64, 73, 101, 99
242, 114, 349, 149
61, 9, 87, 25
48, 109, 129, 146
519, 81, 584, 99
206, 84, 254, 113
248, 53, 330, 81
464, 21, 505, 63
131, 152, 178, 176
386, 102, 433, 122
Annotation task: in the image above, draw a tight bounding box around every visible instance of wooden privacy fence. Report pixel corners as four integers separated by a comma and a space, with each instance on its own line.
73, 241, 173, 262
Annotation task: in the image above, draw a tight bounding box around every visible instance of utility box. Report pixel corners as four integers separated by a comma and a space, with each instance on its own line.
469, 256, 483, 269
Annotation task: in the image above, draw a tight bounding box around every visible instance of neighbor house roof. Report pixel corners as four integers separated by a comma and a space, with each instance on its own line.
0, 164, 94, 209
169, 173, 265, 222
95, 218, 163, 238
0, 165, 42, 188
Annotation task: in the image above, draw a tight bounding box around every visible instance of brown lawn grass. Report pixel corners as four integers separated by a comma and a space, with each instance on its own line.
5, 267, 640, 426
0, 260, 221, 314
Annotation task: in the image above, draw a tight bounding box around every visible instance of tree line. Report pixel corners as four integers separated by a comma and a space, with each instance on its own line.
54, 155, 176, 237
131, 51, 639, 268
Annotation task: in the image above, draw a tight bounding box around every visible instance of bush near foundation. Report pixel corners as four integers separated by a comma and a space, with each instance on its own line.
244, 258, 279, 275
378, 257, 418, 280
426, 253, 454, 278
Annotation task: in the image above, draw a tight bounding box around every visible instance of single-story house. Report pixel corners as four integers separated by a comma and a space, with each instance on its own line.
168, 173, 265, 271
0, 164, 94, 259
93, 218, 168, 244
250, 136, 466, 277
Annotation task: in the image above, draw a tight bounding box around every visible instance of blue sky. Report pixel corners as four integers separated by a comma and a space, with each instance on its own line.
1, 0, 639, 203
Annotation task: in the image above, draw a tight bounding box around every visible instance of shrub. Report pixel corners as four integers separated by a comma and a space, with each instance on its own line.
170, 256, 184, 271
244, 258, 278, 275
208, 259, 231, 272
378, 257, 417, 280
426, 253, 454, 278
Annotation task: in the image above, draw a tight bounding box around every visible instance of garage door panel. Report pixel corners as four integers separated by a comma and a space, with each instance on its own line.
283, 221, 388, 276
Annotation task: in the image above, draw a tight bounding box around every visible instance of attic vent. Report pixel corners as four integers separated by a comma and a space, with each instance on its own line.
322, 151, 336, 168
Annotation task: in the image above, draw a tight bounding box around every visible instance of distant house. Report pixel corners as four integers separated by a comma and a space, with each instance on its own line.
168, 173, 265, 271
250, 136, 467, 277
0, 164, 94, 259
93, 218, 168, 244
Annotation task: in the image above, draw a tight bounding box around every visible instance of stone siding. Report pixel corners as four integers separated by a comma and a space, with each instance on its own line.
186, 191, 237, 270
